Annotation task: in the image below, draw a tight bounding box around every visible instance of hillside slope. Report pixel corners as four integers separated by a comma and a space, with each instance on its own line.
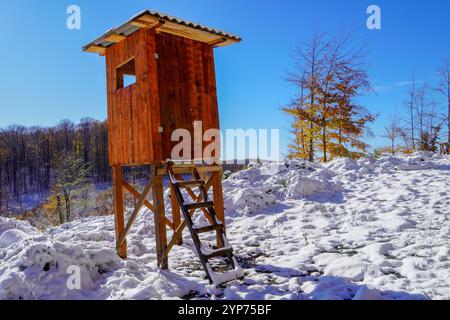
0, 153, 449, 300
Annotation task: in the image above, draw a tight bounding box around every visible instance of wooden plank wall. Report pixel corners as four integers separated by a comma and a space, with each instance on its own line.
105, 29, 161, 166
105, 29, 220, 166
156, 33, 220, 161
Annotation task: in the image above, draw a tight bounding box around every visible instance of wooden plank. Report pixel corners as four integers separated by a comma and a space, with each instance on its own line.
159, 33, 177, 159
105, 51, 116, 165
85, 45, 106, 55
193, 41, 205, 158
155, 33, 167, 159
209, 37, 228, 47
170, 184, 182, 245
131, 19, 164, 31
111, 43, 119, 165
186, 39, 198, 124
212, 169, 225, 248
122, 181, 173, 228
126, 31, 140, 164
110, 39, 126, 166
137, 14, 159, 24
122, 181, 154, 211
206, 45, 221, 161
156, 26, 215, 43
132, 31, 145, 164
152, 167, 168, 269
208, 46, 220, 131
170, 34, 181, 160
104, 34, 127, 43
149, 20, 166, 31
146, 29, 162, 162
177, 37, 190, 152
126, 86, 134, 164
212, 170, 225, 224
130, 21, 151, 28
130, 85, 140, 164
201, 43, 211, 135
156, 164, 222, 175
154, 20, 234, 44
112, 166, 127, 258
161, 219, 188, 264
116, 89, 126, 164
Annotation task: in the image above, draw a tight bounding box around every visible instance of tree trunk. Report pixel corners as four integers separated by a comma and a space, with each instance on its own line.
448, 96, 450, 146
64, 190, 71, 222
410, 106, 415, 150
56, 194, 64, 224
309, 121, 314, 162
322, 119, 327, 163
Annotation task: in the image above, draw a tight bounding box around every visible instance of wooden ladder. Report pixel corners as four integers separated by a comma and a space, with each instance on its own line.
167, 161, 244, 286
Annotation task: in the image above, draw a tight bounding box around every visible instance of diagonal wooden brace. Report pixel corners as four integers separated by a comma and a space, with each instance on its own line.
116, 178, 153, 250
123, 181, 173, 229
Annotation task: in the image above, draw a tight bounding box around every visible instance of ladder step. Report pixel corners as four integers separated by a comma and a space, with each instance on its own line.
206, 257, 244, 286
176, 180, 205, 188
205, 247, 233, 259
184, 201, 214, 211
194, 223, 225, 234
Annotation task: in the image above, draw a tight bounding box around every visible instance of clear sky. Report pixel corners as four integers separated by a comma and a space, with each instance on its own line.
0, 0, 449, 157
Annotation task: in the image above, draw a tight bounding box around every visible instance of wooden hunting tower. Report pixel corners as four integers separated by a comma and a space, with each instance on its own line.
83, 11, 242, 281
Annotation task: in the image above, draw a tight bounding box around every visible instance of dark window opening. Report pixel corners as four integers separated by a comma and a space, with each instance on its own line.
116, 58, 136, 90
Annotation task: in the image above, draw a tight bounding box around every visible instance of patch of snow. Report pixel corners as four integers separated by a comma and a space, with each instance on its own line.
0, 152, 448, 300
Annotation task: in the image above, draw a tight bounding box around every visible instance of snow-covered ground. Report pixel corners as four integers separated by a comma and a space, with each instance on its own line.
0, 152, 449, 300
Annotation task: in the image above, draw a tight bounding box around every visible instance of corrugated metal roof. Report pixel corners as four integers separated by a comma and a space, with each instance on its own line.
83, 10, 241, 53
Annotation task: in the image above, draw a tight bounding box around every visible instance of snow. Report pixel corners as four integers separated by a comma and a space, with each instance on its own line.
0, 229, 29, 248
0, 152, 449, 300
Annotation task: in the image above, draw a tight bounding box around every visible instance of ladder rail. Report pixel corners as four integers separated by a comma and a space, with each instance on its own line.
167, 162, 211, 277
190, 166, 226, 246
166, 161, 243, 285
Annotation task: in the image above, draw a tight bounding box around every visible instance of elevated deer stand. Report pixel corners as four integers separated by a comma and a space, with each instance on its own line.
83, 11, 242, 284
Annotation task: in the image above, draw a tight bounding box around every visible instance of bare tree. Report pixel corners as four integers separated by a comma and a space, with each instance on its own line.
383, 115, 400, 155
415, 84, 428, 142
405, 79, 417, 150
436, 59, 450, 145
402, 79, 444, 152
53, 153, 91, 223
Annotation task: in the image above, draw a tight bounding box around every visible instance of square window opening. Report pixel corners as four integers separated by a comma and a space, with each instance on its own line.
116, 58, 136, 90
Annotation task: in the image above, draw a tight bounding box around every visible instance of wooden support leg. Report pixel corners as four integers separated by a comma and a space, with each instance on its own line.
170, 184, 183, 245
113, 166, 127, 259
212, 170, 225, 248
152, 166, 168, 269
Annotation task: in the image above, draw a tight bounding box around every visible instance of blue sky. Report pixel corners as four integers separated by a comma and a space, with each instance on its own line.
0, 0, 449, 157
